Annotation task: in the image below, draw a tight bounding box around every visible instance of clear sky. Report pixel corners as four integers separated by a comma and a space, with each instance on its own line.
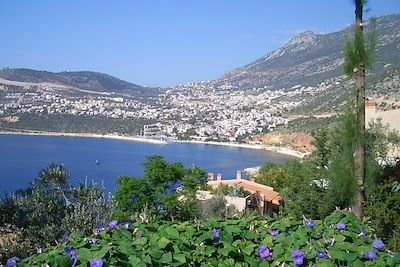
1, 0, 399, 88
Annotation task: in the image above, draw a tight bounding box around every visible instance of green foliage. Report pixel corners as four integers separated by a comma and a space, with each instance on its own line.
197, 194, 235, 221
327, 108, 357, 208
311, 128, 333, 168
13, 211, 400, 266
115, 156, 207, 221
343, 19, 376, 75
255, 163, 290, 192
211, 184, 251, 198
0, 164, 114, 262
365, 163, 400, 253
0, 113, 155, 136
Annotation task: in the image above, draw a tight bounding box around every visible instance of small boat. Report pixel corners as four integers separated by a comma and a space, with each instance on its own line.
96, 160, 100, 165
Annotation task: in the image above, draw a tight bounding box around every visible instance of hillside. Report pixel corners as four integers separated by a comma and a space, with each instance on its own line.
0, 68, 158, 98
218, 14, 400, 91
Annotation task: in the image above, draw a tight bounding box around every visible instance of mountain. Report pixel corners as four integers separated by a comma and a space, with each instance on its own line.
0, 68, 158, 98
218, 13, 400, 90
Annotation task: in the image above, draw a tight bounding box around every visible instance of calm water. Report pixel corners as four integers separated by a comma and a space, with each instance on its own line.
0, 135, 296, 195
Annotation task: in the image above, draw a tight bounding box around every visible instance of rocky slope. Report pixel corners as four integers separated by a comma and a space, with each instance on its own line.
218, 14, 400, 91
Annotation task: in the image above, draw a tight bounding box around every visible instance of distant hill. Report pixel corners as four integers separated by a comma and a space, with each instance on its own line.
218, 13, 400, 90
0, 68, 159, 98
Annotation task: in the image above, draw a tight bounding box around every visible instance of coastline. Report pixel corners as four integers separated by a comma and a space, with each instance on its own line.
0, 130, 308, 159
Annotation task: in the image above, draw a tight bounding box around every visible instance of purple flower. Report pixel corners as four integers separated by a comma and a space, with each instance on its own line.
60, 231, 70, 243
121, 222, 131, 229
305, 219, 315, 229
336, 222, 345, 230
64, 246, 76, 257
258, 245, 271, 259
95, 223, 106, 233
109, 220, 118, 229
291, 249, 304, 266
363, 250, 377, 261
88, 239, 98, 244
269, 230, 279, 236
6, 257, 20, 267
316, 251, 328, 259
372, 239, 385, 250
89, 258, 103, 267
358, 229, 366, 237
64, 246, 77, 267
212, 228, 220, 241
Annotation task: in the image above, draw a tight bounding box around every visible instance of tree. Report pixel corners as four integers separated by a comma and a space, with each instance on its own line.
0, 164, 114, 261
343, 0, 376, 219
115, 156, 207, 221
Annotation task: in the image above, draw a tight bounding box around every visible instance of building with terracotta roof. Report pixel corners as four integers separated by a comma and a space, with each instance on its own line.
205, 171, 281, 215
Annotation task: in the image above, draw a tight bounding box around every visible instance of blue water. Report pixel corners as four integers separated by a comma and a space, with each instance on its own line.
0, 135, 296, 195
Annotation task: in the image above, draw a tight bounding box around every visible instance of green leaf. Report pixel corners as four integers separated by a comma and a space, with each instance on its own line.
128, 255, 146, 267
77, 247, 92, 261
158, 236, 171, 249
166, 226, 180, 239
149, 249, 163, 259
242, 244, 257, 256
142, 254, 152, 264
53, 255, 72, 267
160, 252, 173, 264
92, 245, 110, 259
328, 248, 348, 260
218, 258, 235, 267
261, 236, 273, 247
174, 253, 186, 263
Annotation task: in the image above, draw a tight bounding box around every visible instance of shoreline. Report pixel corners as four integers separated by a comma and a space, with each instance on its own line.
0, 130, 308, 159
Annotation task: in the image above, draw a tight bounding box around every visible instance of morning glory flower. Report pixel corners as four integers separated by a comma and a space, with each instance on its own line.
372, 239, 385, 250
64, 246, 77, 267
316, 251, 328, 259
6, 257, 20, 267
64, 246, 76, 257
305, 219, 315, 229
358, 229, 366, 237
212, 228, 220, 241
258, 245, 271, 259
121, 222, 131, 229
269, 230, 279, 236
109, 220, 118, 229
363, 250, 377, 260
95, 223, 106, 233
60, 232, 70, 243
89, 258, 103, 267
336, 222, 345, 230
291, 249, 304, 266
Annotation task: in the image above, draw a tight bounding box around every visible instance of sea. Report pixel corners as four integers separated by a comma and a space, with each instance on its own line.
0, 135, 296, 195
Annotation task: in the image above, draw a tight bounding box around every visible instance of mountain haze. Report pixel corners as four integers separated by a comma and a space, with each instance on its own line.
0, 68, 158, 98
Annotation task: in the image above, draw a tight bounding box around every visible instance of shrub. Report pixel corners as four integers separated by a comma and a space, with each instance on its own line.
9, 211, 399, 266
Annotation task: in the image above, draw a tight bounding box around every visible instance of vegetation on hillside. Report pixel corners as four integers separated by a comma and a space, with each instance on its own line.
0, 113, 155, 136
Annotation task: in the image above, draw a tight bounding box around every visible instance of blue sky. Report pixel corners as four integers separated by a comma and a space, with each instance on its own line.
1, 0, 399, 87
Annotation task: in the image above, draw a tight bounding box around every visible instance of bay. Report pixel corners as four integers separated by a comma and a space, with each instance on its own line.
0, 135, 296, 195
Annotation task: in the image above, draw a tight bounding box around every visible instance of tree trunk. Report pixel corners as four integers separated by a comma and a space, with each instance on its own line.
353, 0, 365, 219
353, 65, 365, 219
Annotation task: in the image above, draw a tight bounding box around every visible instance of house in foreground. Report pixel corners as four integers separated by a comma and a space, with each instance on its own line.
200, 171, 281, 216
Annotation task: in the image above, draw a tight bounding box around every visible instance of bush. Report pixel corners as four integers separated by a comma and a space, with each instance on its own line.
9, 211, 399, 266
0, 164, 114, 263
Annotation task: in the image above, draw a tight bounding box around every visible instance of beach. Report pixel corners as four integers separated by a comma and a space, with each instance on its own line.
0, 130, 307, 158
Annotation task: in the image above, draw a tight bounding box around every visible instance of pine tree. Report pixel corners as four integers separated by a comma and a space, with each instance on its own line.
343, 0, 376, 219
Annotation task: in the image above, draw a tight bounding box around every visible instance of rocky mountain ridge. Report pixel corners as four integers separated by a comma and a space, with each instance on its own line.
218, 13, 400, 91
